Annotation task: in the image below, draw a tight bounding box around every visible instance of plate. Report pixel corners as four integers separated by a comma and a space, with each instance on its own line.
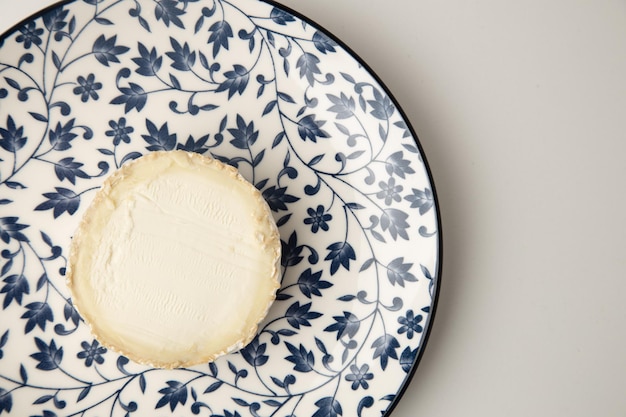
0, 0, 441, 415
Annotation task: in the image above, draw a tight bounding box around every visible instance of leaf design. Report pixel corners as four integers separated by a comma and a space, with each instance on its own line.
155, 0, 185, 28
217, 65, 249, 98
386, 257, 417, 287
296, 52, 321, 86
141, 120, 176, 151
325, 241, 356, 275
297, 114, 330, 142
0, 116, 26, 152
285, 342, 315, 372
53, 157, 89, 184
324, 312, 360, 340
92, 35, 129, 66
21, 302, 54, 333
371, 334, 400, 370
133, 43, 162, 76
1, 274, 30, 308
208, 20, 233, 58
111, 82, 147, 113
156, 380, 188, 411
34, 187, 80, 218
30, 337, 63, 370
297, 268, 332, 298
0, 217, 29, 243
285, 301, 322, 329
313, 397, 342, 417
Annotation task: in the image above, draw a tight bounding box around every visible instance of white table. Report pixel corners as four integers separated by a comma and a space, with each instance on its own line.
2, 1, 625, 415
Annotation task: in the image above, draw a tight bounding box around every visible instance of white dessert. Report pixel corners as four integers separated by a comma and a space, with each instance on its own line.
67, 150, 280, 368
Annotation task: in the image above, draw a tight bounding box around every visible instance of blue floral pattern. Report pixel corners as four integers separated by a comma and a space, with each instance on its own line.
0, 0, 440, 416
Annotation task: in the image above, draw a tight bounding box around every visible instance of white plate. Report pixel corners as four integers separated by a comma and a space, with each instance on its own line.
0, 0, 441, 415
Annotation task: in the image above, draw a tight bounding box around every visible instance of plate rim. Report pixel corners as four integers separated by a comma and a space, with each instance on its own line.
0, 0, 443, 415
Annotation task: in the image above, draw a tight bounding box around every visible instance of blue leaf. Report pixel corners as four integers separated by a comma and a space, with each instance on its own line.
30, 337, 63, 370
284, 342, 315, 372
19, 364, 27, 383
154, 0, 185, 29
34, 187, 80, 218
21, 302, 54, 333
371, 334, 400, 370
216, 65, 249, 98
324, 242, 356, 275
156, 380, 188, 411
324, 311, 360, 340
92, 35, 129, 67
285, 301, 322, 329
208, 20, 233, 58
203, 381, 222, 393
270, 8, 295, 25
297, 115, 329, 142
386, 257, 417, 287
141, 120, 176, 151
263, 100, 277, 115
77, 385, 91, 402
296, 52, 321, 86
313, 31, 337, 54
1, 274, 30, 308
313, 397, 342, 417
111, 82, 147, 113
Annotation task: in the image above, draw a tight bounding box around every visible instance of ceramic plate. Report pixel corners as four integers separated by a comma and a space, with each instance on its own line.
0, 0, 441, 415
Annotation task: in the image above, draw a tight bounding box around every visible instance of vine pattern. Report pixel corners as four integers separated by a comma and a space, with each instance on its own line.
0, 0, 439, 416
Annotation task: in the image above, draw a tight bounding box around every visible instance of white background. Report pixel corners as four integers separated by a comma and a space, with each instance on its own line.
2, 1, 625, 415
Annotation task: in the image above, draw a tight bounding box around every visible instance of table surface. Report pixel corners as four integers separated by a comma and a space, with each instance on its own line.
2, 1, 625, 416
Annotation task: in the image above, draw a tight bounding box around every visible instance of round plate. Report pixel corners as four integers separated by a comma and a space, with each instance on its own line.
0, 0, 441, 416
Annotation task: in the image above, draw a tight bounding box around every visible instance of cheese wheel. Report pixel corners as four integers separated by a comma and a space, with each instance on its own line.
67, 150, 280, 368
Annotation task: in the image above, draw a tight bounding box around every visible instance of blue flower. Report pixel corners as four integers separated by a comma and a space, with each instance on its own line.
73, 74, 102, 102
397, 310, 423, 339
304, 205, 332, 232
106, 117, 134, 145
77, 340, 106, 367
345, 364, 373, 390
376, 177, 403, 205
16, 22, 43, 49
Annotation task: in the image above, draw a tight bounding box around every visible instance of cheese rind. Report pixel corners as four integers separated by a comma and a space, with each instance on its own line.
67, 150, 280, 368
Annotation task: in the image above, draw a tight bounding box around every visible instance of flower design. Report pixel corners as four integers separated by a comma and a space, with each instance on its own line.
15, 22, 44, 49
397, 310, 423, 339
0, 0, 439, 415
304, 205, 332, 233
106, 117, 134, 145
77, 340, 106, 367
376, 177, 403, 205
73, 74, 102, 102
345, 364, 373, 390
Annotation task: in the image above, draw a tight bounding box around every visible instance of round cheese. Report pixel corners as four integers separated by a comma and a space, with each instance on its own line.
67, 150, 281, 368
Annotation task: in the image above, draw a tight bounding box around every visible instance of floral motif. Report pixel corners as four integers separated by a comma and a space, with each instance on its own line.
397, 310, 423, 339
77, 340, 107, 367
377, 177, 403, 205
345, 364, 374, 390
105, 117, 134, 145
73, 74, 102, 102
0, 0, 439, 416
15, 22, 44, 49
304, 205, 332, 232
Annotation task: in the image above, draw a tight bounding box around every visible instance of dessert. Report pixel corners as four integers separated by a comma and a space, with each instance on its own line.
67, 150, 280, 368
